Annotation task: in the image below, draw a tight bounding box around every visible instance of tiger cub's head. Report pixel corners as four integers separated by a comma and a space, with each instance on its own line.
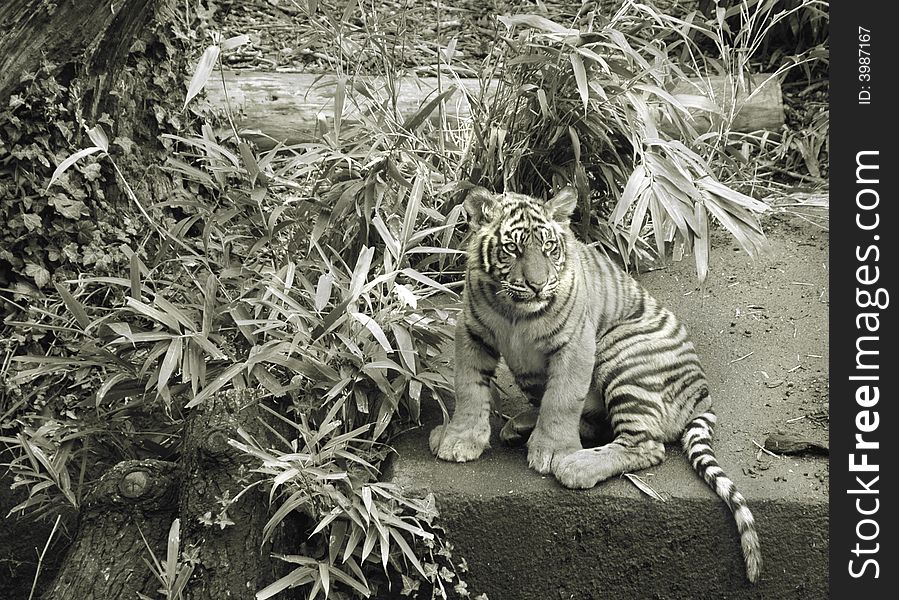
463, 186, 578, 306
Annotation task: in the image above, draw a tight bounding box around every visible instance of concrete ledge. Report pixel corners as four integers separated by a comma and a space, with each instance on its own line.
388, 409, 827, 599
385, 213, 829, 599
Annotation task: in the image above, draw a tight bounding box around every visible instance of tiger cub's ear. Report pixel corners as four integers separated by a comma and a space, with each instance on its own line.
463, 186, 498, 227
546, 186, 578, 223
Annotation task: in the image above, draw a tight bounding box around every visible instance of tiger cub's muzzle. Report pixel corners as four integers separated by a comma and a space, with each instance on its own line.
506, 246, 560, 302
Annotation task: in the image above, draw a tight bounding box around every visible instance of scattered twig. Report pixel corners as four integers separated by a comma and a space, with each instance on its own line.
730, 351, 754, 364
764, 433, 829, 456
751, 438, 783, 459
623, 473, 666, 501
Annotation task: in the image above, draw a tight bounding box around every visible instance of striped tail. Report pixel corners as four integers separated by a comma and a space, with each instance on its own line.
682, 410, 762, 583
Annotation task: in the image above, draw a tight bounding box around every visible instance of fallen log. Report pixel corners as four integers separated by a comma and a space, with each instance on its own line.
203, 70, 784, 147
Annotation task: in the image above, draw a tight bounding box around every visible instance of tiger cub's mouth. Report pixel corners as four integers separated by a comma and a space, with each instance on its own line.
504, 282, 558, 304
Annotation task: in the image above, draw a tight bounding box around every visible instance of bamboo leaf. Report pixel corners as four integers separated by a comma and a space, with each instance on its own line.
343, 522, 364, 563
497, 14, 579, 36
202, 274, 217, 334
402, 87, 458, 132
221, 34, 250, 51
126, 297, 181, 332
157, 337, 183, 396
351, 313, 393, 353
371, 216, 400, 259
612, 165, 648, 225
626, 187, 651, 254
693, 203, 710, 283
388, 528, 427, 577
360, 526, 377, 564
697, 177, 770, 214
361, 485, 373, 516
349, 247, 375, 300
390, 324, 416, 374
85, 125, 109, 152
394, 284, 418, 309
129, 252, 142, 299
184, 45, 220, 110
702, 194, 766, 258
647, 190, 667, 259
255, 566, 315, 600
334, 75, 346, 138
315, 273, 335, 312
166, 519, 181, 585
570, 53, 589, 111
48, 146, 104, 189
568, 126, 581, 163
623, 473, 666, 501
400, 171, 425, 250
328, 564, 371, 597
53, 282, 89, 330
184, 361, 247, 408
400, 268, 456, 296
318, 561, 330, 598
154, 295, 198, 332
536, 88, 550, 118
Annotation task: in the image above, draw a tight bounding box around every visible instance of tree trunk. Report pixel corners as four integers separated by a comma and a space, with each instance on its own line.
0, 0, 160, 113
42, 460, 180, 600
179, 390, 295, 600
41, 391, 297, 600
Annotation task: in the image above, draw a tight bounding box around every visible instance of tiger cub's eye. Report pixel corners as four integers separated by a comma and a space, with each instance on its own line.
502, 242, 518, 254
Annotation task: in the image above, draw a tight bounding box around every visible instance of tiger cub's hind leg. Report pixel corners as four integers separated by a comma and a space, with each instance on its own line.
554, 433, 665, 489
553, 391, 666, 489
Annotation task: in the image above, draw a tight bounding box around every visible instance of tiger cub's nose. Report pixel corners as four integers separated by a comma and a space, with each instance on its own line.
525, 276, 548, 293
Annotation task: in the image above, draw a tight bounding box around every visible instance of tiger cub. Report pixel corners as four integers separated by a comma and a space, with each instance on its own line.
429, 186, 761, 583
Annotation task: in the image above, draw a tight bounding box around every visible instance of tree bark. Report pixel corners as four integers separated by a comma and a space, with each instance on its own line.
42, 460, 180, 600
179, 389, 295, 600
0, 0, 160, 110
41, 391, 298, 600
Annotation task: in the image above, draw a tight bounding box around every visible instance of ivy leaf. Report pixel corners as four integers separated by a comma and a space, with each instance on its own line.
24, 262, 50, 288
49, 195, 87, 219
22, 214, 42, 231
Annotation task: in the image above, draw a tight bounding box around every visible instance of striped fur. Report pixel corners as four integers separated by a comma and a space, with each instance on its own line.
430, 186, 762, 583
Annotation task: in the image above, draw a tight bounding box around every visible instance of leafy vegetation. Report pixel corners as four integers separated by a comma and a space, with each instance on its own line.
1, 0, 828, 599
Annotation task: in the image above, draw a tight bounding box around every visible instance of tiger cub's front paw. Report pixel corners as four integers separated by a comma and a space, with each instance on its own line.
429, 424, 490, 462
526, 435, 581, 475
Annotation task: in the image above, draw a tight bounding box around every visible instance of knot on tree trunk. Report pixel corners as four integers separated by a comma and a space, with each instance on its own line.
85, 459, 179, 513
